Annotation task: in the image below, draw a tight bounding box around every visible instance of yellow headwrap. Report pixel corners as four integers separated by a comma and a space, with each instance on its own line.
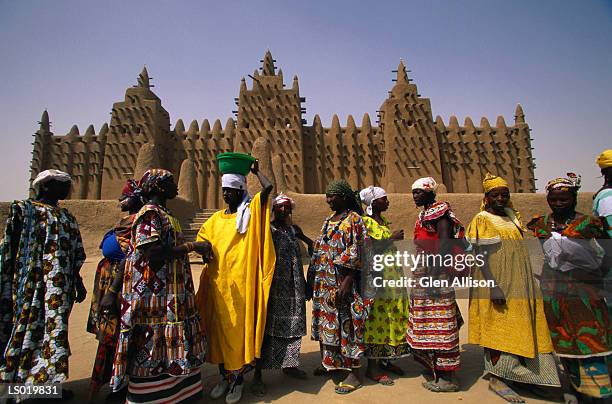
482, 173, 509, 193
596, 149, 612, 169
479, 173, 522, 226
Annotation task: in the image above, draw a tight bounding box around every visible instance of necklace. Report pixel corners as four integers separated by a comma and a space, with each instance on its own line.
549, 212, 575, 231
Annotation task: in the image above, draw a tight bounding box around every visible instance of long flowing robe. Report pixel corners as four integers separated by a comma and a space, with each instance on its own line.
110, 204, 205, 392
466, 209, 560, 387
527, 214, 611, 398
362, 215, 411, 360
195, 192, 276, 371
86, 214, 134, 391
308, 211, 370, 370
260, 224, 307, 369
0, 200, 85, 383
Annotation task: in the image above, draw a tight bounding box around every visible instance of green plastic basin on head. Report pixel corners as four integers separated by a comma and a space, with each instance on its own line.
216, 152, 257, 175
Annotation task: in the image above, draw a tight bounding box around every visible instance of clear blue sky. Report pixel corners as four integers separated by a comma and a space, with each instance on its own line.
1, 0, 610, 200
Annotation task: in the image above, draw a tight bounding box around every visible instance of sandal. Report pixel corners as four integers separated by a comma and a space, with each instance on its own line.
379, 361, 405, 376
422, 380, 459, 393
488, 385, 525, 403
368, 374, 394, 386
334, 381, 362, 395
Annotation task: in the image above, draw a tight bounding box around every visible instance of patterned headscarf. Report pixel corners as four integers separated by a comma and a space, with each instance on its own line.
411, 177, 439, 193
482, 173, 509, 194
32, 169, 71, 195
273, 192, 295, 209
138, 169, 173, 195
326, 179, 353, 197
545, 173, 581, 194
359, 186, 386, 215
596, 149, 612, 169
119, 179, 143, 209
326, 179, 363, 215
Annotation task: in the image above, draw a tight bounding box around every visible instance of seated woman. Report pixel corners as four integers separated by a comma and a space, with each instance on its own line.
527, 173, 612, 403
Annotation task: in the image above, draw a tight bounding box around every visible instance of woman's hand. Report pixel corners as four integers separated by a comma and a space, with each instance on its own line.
250, 159, 260, 174
75, 277, 87, 303
490, 286, 506, 306
337, 274, 354, 303
193, 240, 212, 258
391, 229, 404, 240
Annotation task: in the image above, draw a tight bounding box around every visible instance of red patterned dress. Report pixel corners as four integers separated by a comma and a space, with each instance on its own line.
110, 204, 205, 402
407, 201, 464, 376
309, 210, 370, 370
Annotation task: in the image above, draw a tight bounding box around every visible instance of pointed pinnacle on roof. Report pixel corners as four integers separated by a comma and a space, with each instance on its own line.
262, 50, 276, 76
396, 60, 409, 84
514, 104, 525, 124
137, 66, 151, 89
39, 110, 50, 131
292, 75, 299, 91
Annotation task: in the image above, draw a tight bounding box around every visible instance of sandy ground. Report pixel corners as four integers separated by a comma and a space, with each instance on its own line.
62, 256, 564, 404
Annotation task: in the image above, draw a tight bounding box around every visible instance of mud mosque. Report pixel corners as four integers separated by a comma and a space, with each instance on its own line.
28, 51, 536, 209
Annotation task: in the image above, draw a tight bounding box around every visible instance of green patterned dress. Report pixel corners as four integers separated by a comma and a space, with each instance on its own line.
362, 216, 411, 359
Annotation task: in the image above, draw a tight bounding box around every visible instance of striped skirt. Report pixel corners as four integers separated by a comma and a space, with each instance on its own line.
126, 369, 202, 403
406, 276, 463, 373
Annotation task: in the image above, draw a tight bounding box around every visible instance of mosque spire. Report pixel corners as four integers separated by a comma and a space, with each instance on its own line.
261, 50, 276, 76
136, 66, 152, 88
396, 59, 409, 84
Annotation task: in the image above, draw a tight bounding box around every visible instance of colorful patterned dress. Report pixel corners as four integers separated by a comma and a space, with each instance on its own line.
407, 202, 463, 375
309, 210, 370, 370
466, 209, 560, 387
527, 214, 611, 399
110, 204, 205, 401
0, 200, 85, 383
86, 214, 134, 392
362, 216, 411, 359
261, 224, 307, 369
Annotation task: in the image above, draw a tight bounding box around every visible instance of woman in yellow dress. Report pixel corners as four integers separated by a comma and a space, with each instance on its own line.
466, 173, 560, 403
359, 186, 409, 386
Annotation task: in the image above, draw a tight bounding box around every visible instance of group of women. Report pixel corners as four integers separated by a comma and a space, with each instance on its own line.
0, 149, 610, 404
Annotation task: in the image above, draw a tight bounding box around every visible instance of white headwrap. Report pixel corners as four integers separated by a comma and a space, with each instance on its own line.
411, 177, 438, 193
273, 192, 295, 209
359, 186, 387, 215
32, 169, 71, 194
221, 173, 247, 190
221, 173, 251, 234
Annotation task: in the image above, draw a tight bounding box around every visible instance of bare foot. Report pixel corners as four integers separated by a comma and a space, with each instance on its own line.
335, 372, 362, 394
489, 377, 525, 403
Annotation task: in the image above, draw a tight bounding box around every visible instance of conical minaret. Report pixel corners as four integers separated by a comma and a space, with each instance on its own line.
261, 50, 276, 76
137, 66, 151, 89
